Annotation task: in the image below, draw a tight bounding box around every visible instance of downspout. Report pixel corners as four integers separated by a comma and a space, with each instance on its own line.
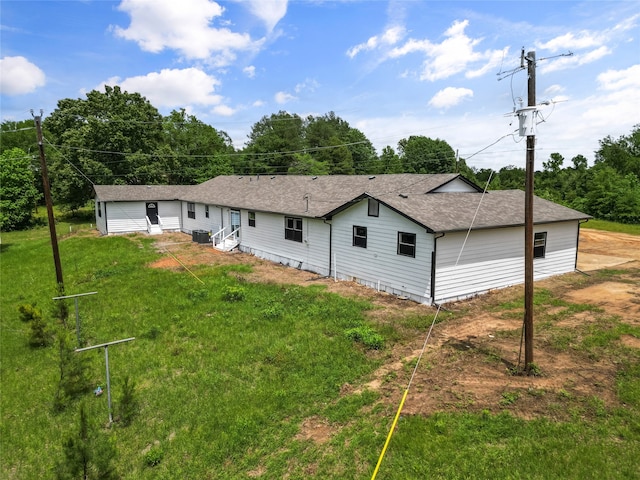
104, 202, 108, 234
324, 218, 332, 277
431, 232, 445, 303
576, 219, 589, 273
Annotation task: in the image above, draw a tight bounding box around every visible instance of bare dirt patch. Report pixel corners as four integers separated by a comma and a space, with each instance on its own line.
146, 230, 639, 422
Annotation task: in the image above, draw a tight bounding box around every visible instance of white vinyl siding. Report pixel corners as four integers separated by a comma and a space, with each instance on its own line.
101, 200, 183, 234
332, 199, 433, 303
434, 221, 579, 303
431, 178, 478, 192
95, 201, 107, 235
239, 211, 330, 275
182, 203, 222, 234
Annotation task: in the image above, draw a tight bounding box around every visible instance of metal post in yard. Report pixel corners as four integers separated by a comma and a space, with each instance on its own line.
52, 291, 97, 347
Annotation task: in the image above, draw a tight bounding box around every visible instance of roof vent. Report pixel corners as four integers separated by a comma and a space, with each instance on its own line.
312, 176, 318, 180
270, 176, 275, 179
399, 194, 408, 199
369, 176, 376, 180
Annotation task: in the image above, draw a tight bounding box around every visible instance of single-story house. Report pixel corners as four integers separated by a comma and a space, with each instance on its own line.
94, 174, 590, 304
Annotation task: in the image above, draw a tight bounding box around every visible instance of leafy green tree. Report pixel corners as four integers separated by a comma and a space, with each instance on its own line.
0, 147, 41, 231
379, 146, 403, 174
287, 152, 330, 175
44, 86, 164, 208
491, 165, 525, 190
594, 125, 640, 178
397, 136, 456, 173
0, 119, 37, 154
585, 166, 640, 223
243, 111, 304, 174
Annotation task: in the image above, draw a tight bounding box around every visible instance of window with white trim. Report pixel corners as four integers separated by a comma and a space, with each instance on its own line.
353, 226, 367, 248
187, 202, 195, 219
397, 232, 416, 257
285, 216, 303, 242
534, 232, 547, 258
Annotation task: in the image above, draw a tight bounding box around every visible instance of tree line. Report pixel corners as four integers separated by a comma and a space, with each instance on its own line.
1, 86, 638, 230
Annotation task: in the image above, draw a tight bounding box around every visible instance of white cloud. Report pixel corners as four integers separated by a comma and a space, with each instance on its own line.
294, 78, 319, 94
212, 104, 235, 116
347, 25, 406, 58
243, 65, 256, 78
544, 84, 565, 96
113, 0, 260, 63
362, 20, 504, 82
252, 99, 265, 107
0, 56, 45, 95
97, 68, 223, 108
597, 64, 640, 90
540, 46, 611, 74
536, 31, 605, 53
428, 87, 473, 109
275, 91, 296, 104
244, 0, 288, 32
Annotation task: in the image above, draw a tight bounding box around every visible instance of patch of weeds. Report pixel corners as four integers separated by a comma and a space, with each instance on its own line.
142, 325, 161, 340
499, 391, 521, 407
527, 387, 546, 397
549, 331, 575, 351
616, 361, 640, 408
557, 389, 573, 400
345, 325, 384, 350
261, 304, 284, 320
144, 446, 164, 467
323, 390, 379, 423
187, 288, 210, 302
221, 264, 253, 274
585, 395, 607, 418
221, 285, 246, 302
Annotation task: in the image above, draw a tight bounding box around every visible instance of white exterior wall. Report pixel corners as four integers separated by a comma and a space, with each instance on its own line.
95, 201, 107, 235
156, 201, 181, 231
238, 211, 331, 276
103, 201, 147, 233
102, 200, 183, 234
434, 221, 579, 303
182, 203, 223, 235
432, 178, 479, 192
332, 200, 433, 303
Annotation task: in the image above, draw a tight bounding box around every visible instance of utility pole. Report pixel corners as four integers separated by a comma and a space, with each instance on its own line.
523, 51, 536, 373
32, 111, 64, 288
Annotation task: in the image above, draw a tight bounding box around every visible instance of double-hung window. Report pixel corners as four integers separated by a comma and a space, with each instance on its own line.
187, 202, 196, 219
248, 211, 256, 227
397, 232, 416, 257
353, 226, 367, 248
534, 232, 547, 258
285, 217, 303, 242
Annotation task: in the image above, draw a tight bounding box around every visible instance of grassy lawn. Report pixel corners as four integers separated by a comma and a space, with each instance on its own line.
1, 222, 639, 479
582, 218, 640, 235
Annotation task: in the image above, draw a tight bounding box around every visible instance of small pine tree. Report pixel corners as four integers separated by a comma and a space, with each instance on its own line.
18, 304, 52, 347
52, 285, 69, 328
55, 402, 117, 479
53, 329, 89, 412
117, 375, 138, 426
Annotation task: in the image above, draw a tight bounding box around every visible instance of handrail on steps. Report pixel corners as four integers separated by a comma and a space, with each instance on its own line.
212, 226, 226, 246
221, 227, 240, 244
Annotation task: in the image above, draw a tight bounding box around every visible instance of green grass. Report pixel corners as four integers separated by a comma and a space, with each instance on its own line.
2, 225, 640, 479
582, 219, 640, 235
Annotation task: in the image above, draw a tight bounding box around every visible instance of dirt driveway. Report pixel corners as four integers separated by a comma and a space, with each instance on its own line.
149, 228, 640, 423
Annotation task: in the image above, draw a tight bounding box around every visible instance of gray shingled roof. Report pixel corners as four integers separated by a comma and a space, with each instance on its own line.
374, 190, 590, 233
93, 175, 590, 232
183, 174, 469, 217
94, 185, 190, 202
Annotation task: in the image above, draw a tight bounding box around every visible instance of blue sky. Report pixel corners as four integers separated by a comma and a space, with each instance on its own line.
1, 0, 638, 171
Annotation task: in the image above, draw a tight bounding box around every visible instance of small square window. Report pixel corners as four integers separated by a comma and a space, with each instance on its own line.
187, 202, 195, 219
205, 205, 209, 218
97, 202, 102, 218
248, 211, 256, 227
368, 198, 379, 217
397, 232, 416, 257
534, 232, 547, 258
353, 226, 367, 248
285, 216, 303, 242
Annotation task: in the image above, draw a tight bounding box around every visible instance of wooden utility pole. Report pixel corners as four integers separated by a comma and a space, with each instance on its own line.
524, 51, 536, 372
33, 111, 64, 288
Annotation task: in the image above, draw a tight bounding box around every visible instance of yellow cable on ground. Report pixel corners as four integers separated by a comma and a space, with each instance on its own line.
164, 250, 205, 285
371, 389, 409, 480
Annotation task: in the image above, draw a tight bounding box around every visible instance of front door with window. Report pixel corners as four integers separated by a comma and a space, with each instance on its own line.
146, 202, 158, 224
230, 210, 241, 238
